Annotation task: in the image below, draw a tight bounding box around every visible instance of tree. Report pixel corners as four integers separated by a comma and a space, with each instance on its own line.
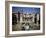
12, 13, 17, 25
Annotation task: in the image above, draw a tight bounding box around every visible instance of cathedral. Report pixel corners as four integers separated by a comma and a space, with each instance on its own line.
12, 11, 40, 31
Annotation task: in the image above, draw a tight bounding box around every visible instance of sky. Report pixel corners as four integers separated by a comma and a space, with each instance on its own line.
12, 7, 40, 14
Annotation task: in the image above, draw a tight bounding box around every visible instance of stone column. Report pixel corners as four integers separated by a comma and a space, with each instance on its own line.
37, 14, 39, 26
33, 14, 35, 22
20, 14, 22, 23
